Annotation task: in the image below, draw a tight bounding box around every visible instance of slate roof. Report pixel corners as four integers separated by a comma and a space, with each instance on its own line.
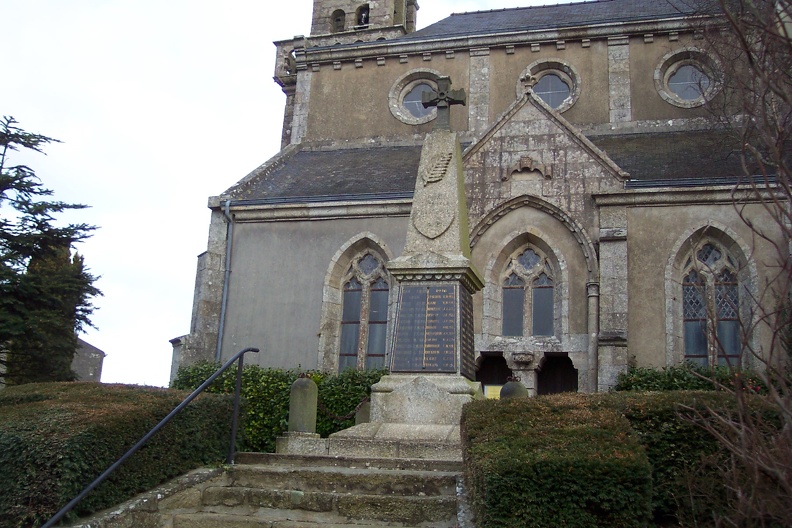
225, 131, 757, 203
399, 0, 703, 42
225, 146, 422, 203
588, 130, 752, 184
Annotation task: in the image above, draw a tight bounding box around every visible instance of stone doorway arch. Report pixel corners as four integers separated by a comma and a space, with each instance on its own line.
536, 353, 578, 395
476, 352, 514, 398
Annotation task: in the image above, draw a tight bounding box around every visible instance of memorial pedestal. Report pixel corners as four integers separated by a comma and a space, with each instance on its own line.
325, 374, 481, 460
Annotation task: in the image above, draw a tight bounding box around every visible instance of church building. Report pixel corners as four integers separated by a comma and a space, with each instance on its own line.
170, 0, 785, 396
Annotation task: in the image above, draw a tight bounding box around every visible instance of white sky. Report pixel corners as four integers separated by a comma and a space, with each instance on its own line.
2, 0, 575, 387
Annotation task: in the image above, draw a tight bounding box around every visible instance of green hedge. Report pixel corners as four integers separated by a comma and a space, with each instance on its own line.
614, 364, 767, 393
171, 362, 385, 452
0, 382, 233, 528
462, 393, 653, 528
611, 391, 781, 525
605, 391, 731, 524
462, 391, 781, 527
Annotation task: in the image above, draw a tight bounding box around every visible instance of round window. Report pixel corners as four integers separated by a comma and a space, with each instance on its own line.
667, 64, 711, 101
533, 74, 571, 109
516, 59, 581, 113
655, 48, 719, 108
389, 69, 441, 125
403, 82, 435, 118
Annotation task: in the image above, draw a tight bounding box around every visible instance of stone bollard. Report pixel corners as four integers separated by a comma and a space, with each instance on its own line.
500, 378, 529, 399
288, 376, 318, 433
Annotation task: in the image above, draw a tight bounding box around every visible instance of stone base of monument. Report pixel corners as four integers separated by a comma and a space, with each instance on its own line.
275, 374, 483, 461
275, 431, 329, 457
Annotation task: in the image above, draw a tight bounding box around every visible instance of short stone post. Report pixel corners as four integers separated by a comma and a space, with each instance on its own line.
288, 376, 318, 433
276, 375, 328, 455
500, 378, 529, 399
355, 401, 371, 425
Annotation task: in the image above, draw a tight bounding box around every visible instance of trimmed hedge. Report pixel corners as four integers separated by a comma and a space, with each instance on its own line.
462, 390, 782, 527
462, 393, 653, 528
0, 382, 233, 528
614, 364, 767, 393
605, 391, 730, 524
608, 390, 781, 525
171, 362, 385, 452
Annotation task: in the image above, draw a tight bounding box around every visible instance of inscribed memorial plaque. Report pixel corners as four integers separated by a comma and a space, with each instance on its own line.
391, 284, 458, 373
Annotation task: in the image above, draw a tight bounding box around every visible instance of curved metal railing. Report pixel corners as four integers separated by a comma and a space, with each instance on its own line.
42, 346, 259, 528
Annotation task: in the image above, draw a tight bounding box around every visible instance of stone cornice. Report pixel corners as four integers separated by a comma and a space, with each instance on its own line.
288, 17, 710, 66
593, 186, 783, 207
388, 267, 485, 294
214, 198, 412, 223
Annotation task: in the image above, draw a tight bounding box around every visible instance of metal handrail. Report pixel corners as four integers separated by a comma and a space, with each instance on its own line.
42, 347, 259, 528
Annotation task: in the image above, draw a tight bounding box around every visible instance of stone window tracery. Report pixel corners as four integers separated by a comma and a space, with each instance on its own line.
388, 69, 441, 125
532, 73, 571, 109
339, 252, 390, 370
516, 59, 581, 112
655, 47, 719, 108
403, 82, 435, 118
682, 241, 741, 366
501, 246, 556, 337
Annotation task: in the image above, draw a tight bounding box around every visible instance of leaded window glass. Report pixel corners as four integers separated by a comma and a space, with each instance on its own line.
338, 252, 390, 371
533, 74, 571, 109
681, 241, 742, 367
668, 64, 710, 101
501, 246, 556, 337
403, 83, 434, 118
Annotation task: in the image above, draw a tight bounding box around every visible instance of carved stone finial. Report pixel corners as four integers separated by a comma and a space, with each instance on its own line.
520, 72, 538, 93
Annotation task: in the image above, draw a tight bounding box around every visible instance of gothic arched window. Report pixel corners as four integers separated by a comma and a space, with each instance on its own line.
339, 252, 389, 371
501, 246, 555, 337
682, 241, 741, 366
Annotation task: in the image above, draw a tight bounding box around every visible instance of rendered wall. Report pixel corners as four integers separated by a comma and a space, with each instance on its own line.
219, 217, 408, 370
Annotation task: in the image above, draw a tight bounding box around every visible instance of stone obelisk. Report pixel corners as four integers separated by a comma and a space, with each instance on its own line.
326, 77, 484, 460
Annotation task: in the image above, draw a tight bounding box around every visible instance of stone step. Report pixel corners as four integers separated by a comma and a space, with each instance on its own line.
173, 511, 453, 527
235, 452, 463, 473
225, 465, 458, 496
200, 487, 458, 525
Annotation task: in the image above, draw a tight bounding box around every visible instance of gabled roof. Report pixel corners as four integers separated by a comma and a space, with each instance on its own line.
464, 90, 629, 182
399, 0, 703, 42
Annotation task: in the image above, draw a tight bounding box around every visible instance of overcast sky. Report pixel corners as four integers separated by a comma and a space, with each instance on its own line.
2, 0, 575, 387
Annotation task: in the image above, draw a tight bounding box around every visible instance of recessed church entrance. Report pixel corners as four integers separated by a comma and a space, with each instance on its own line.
536, 353, 578, 395
476, 353, 513, 398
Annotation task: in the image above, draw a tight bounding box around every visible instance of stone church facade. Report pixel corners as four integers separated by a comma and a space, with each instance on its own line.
170, 0, 785, 395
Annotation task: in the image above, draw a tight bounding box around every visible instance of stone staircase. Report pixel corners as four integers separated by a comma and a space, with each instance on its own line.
71, 453, 466, 528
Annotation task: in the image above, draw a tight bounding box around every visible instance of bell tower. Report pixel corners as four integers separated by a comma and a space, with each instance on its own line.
310, 0, 419, 36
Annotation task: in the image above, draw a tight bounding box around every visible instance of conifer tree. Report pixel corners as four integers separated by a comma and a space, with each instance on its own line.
0, 116, 100, 385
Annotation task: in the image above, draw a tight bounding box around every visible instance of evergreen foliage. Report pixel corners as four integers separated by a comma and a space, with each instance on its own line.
461, 391, 781, 527
172, 361, 386, 452
614, 363, 767, 393
462, 393, 653, 528
0, 382, 233, 527
0, 116, 100, 384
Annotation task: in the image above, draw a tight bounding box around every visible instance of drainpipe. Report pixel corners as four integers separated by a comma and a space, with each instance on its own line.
587, 282, 600, 392
215, 200, 234, 362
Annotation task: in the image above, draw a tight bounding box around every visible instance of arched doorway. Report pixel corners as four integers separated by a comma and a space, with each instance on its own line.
476, 353, 513, 398
537, 353, 578, 395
